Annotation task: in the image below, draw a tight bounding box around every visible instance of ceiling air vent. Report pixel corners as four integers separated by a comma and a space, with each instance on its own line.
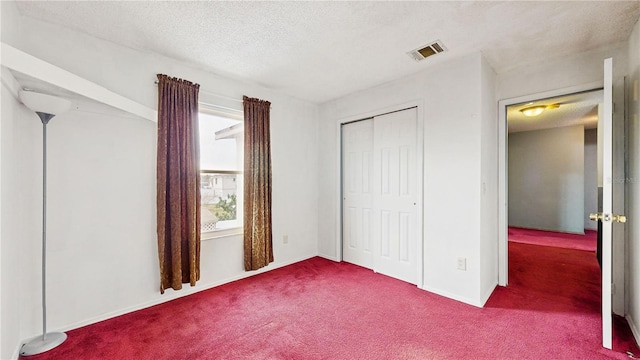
407, 40, 447, 62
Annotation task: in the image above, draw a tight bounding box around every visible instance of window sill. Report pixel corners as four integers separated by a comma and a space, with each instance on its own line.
201, 227, 243, 241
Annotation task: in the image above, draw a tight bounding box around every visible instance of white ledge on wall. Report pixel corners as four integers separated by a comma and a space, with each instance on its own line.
0, 66, 21, 98
0, 42, 157, 122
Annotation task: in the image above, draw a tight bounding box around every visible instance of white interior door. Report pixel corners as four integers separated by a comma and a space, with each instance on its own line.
372, 109, 418, 284
600, 57, 615, 349
593, 56, 629, 349
342, 119, 374, 269
342, 108, 418, 284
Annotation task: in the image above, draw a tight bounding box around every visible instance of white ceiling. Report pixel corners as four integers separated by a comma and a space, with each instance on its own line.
507, 90, 603, 133
13, 1, 640, 104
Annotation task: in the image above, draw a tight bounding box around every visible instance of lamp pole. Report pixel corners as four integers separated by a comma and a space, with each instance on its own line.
18, 91, 70, 356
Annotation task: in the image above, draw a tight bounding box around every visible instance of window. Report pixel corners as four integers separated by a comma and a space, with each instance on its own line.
199, 111, 243, 237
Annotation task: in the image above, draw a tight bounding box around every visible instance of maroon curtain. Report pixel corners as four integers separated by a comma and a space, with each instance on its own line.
156, 74, 201, 293
243, 96, 274, 271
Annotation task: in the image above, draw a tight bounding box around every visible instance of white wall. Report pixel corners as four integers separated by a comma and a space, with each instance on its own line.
479, 55, 498, 303
584, 129, 598, 230
318, 53, 498, 307
1, 6, 44, 355
508, 125, 585, 234
0, 4, 23, 358
626, 17, 640, 345
0, 81, 42, 358
1, 2, 319, 354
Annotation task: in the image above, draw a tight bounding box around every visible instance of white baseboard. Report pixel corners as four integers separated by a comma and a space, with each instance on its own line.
626, 314, 640, 348
480, 281, 498, 307
422, 285, 484, 308
14, 253, 318, 356
317, 253, 339, 262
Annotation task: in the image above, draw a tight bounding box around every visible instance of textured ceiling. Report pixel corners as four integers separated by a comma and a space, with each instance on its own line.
507, 90, 603, 133
14, 1, 640, 104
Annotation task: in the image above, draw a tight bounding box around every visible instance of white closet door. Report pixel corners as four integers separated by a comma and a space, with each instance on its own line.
342, 108, 418, 285
372, 108, 418, 284
342, 119, 374, 269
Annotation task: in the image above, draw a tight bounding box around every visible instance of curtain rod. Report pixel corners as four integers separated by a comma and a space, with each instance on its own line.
200, 102, 243, 115
153, 80, 272, 110
154, 80, 242, 103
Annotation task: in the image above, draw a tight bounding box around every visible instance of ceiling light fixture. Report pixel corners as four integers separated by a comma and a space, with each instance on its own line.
520, 105, 547, 117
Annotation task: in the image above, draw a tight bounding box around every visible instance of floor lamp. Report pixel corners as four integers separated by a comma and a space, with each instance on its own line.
18, 90, 72, 356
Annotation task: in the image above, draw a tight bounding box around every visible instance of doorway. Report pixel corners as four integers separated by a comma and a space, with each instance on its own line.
498, 63, 627, 349
507, 89, 602, 236
499, 85, 626, 303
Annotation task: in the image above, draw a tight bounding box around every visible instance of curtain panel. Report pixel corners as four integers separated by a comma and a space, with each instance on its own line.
156, 74, 201, 293
243, 96, 274, 271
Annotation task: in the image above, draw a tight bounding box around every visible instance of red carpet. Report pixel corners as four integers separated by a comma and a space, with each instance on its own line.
508, 226, 597, 251
21, 245, 639, 359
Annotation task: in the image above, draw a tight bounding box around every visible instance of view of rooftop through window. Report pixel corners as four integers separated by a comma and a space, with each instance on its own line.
199, 112, 243, 233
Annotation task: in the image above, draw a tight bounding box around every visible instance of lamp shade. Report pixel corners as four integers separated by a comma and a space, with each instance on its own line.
19, 90, 72, 116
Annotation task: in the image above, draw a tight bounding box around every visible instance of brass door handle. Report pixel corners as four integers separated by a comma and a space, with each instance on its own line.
612, 214, 627, 223
589, 212, 627, 223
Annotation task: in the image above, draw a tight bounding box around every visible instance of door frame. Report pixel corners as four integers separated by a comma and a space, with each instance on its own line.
336, 100, 425, 288
497, 81, 603, 286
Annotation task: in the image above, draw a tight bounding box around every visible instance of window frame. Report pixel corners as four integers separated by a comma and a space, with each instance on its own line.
198, 105, 244, 240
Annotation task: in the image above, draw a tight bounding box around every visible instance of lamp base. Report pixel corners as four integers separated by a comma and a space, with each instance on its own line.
20, 332, 67, 356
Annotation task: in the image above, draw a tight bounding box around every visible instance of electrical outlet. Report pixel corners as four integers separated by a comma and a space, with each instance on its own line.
456, 257, 466, 271
283, 235, 288, 244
